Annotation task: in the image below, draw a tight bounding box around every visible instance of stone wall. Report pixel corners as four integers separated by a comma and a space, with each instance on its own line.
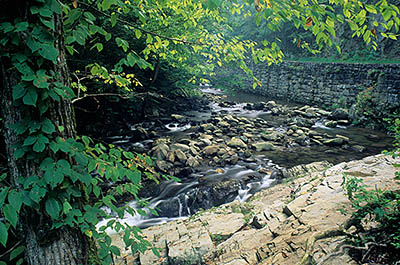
237, 61, 400, 110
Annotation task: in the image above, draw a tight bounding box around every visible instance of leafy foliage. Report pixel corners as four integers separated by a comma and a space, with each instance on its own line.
341, 119, 400, 262
0, 0, 399, 264
342, 175, 400, 249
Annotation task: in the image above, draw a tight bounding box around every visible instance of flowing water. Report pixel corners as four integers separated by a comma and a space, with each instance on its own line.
97, 86, 394, 231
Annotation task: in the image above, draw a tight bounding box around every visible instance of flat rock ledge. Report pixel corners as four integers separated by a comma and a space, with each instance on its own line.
111, 154, 400, 265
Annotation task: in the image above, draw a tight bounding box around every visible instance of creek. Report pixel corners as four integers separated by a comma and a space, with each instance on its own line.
97, 86, 393, 231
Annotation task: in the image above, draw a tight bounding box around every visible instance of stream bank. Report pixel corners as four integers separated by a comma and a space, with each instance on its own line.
111, 154, 400, 264
97, 86, 393, 228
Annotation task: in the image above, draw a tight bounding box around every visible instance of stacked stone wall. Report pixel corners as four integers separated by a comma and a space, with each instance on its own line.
238, 61, 400, 110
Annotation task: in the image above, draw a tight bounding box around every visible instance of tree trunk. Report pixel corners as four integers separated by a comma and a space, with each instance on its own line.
0, 1, 90, 264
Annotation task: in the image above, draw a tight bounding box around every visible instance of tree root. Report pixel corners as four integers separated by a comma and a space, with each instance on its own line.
315, 242, 387, 265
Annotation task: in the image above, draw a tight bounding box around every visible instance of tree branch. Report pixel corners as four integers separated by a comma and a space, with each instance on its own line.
78, 1, 205, 46
71, 93, 131, 103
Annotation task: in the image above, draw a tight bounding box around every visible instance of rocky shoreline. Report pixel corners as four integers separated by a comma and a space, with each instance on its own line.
118, 90, 392, 222
111, 154, 400, 264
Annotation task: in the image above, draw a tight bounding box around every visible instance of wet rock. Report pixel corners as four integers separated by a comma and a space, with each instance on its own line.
294, 135, 308, 146
329, 108, 349, 120
325, 120, 337, 128
130, 126, 148, 141
187, 156, 200, 167
218, 121, 230, 128
335, 134, 350, 143
151, 143, 170, 160
171, 114, 185, 121
253, 102, 265, 110
308, 130, 321, 137
175, 149, 187, 163
317, 109, 331, 116
199, 138, 212, 147
167, 151, 175, 163
323, 138, 344, 146
310, 138, 323, 145
200, 123, 215, 132
271, 168, 288, 180
227, 137, 247, 149
261, 131, 283, 142
243, 133, 255, 139
171, 143, 190, 152
266, 100, 277, 109
337, 119, 350, 126
252, 142, 276, 152
155, 160, 173, 172
227, 155, 239, 165
203, 145, 219, 156
352, 145, 367, 153
305, 107, 320, 117
271, 107, 280, 115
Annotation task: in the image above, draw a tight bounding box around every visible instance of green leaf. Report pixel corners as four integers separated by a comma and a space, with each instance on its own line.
111, 13, 117, 27
4, 204, 18, 228
365, 4, 377, 14
13, 147, 25, 159
41, 118, 55, 134
49, 0, 62, 14
63, 201, 72, 214
23, 88, 38, 106
45, 198, 61, 219
95, 43, 103, 52
0, 222, 8, 247
29, 186, 46, 203
0, 188, 9, 209
23, 135, 38, 146
8, 190, 23, 213
13, 85, 27, 101
33, 135, 49, 152
135, 29, 142, 39
10, 245, 24, 260
39, 44, 59, 62
15, 22, 28, 32
383, 8, 392, 21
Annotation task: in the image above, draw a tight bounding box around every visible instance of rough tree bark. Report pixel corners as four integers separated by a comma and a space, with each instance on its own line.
0, 1, 90, 264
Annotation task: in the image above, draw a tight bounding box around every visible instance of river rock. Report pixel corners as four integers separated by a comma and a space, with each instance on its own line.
252, 142, 276, 152
329, 108, 349, 120
325, 120, 337, 128
151, 143, 170, 160
266, 100, 277, 109
323, 137, 344, 146
155, 160, 172, 172
335, 134, 350, 143
175, 149, 187, 163
203, 145, 219, 156
261, 131, 282, 141
218, 120, 230, 128
227, 137, 247, 149
200, 123, 215, 132
171, 143, 190, 152
253, 102, 265, 110
337, 119, 350, 126
171, 114, 185, 121
352, 145, 366, 153
167, 151, 175, 163
187, 156, 200, 167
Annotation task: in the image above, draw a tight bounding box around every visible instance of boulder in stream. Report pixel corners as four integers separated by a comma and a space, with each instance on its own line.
227, 137, 247, 149
329, 108, 349, 120
252, 142, 276, 152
